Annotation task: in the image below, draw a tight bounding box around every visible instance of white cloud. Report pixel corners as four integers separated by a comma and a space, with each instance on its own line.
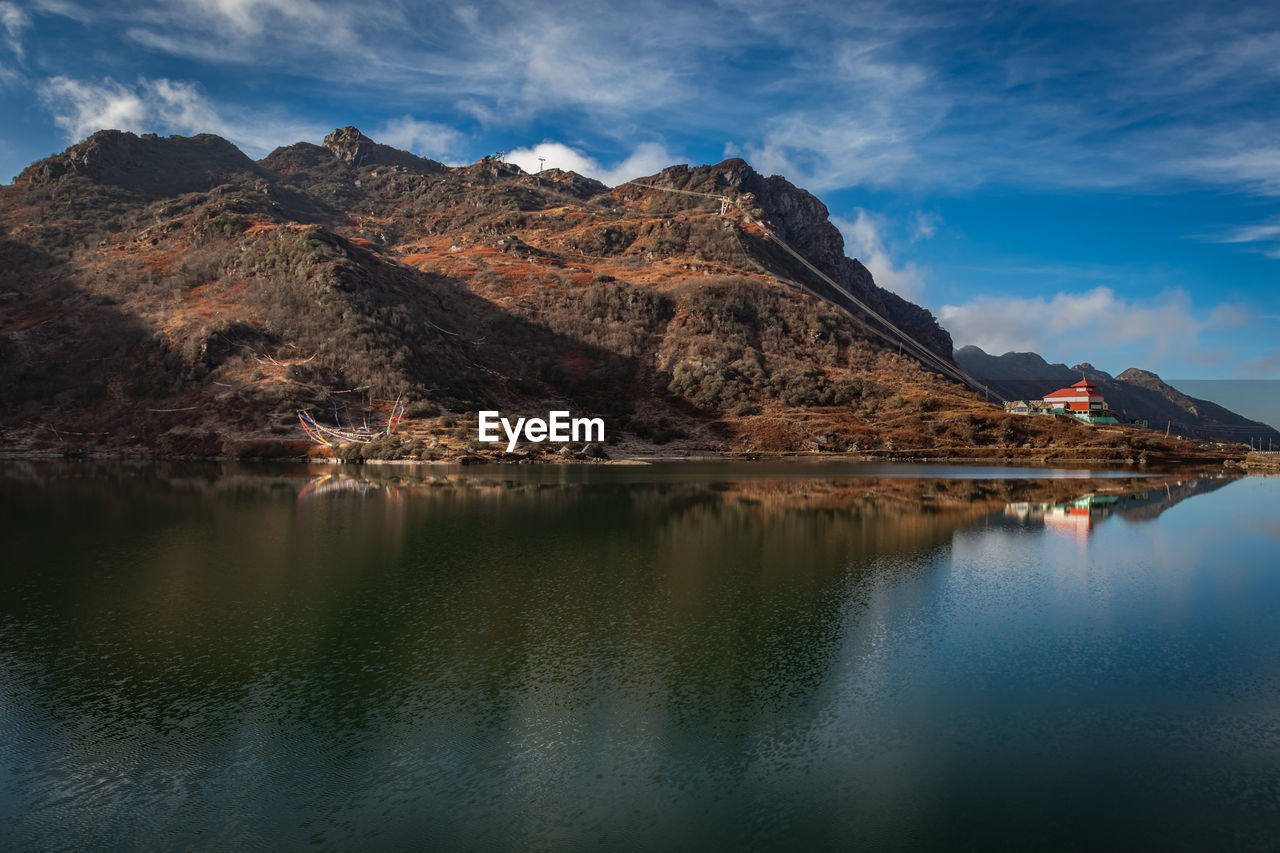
373, 115, 465, 163
509, 19, 684, 111
28, 0, 95, 21
727, 26, 955, 191
938, 287, 1251, 368
0, 1, 28, 58
505, 140, 677, 187
911, 211, 940, 242
188, 0, 316, 36
144, 0, 352, 48
740, 115, 923, 191
21, 0, 1280, 206
726, 6, 1280, 199
105, 0, 706, 124
40, 77, 151, 140
1209, 218, 1280, 258
1179, 142, 1280, 197
0, 0, 29, 85
506, 141, 596, 178
834, 210, 927, 300
1216, 221, 1280, 243
37, 75, 324, 157
601, 142, 680, 186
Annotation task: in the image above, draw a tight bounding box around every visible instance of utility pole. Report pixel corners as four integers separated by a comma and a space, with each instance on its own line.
1165, 421, 1170, 437
537, 157, 545, 174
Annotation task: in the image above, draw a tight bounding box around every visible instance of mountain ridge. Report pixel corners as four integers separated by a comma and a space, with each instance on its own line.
0, 127, 1232, 462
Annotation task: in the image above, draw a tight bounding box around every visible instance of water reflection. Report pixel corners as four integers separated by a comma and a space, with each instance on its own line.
0, 461, 1272, 850
1003, 473, 1237, 538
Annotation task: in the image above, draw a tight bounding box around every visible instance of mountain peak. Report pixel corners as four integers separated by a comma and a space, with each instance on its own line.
317, 126, 446, 174
1116, 367, 1161, 383
626, 157, 952, 360
323, 126, 377, 165
954, 346, 1055, 376
1070, 362, 1115, 382
17, 129, 258, 197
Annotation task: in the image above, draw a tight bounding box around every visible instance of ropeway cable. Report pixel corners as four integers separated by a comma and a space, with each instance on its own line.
625, 181, 1002, 401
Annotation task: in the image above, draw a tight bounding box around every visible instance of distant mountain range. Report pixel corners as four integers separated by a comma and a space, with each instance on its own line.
955, 345, 1280, 446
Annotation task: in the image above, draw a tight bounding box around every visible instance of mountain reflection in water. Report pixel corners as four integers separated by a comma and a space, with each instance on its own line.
0, 461, 1273, 851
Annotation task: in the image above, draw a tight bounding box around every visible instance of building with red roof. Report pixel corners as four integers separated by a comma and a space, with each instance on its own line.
1038, 379, 1119, 424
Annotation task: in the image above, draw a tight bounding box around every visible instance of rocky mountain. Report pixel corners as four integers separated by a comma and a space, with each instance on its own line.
0, 127, 1224, 462
955, 345, 1279, 445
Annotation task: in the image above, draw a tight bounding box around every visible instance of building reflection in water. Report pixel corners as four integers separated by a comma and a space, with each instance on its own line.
1006, 494, 1121, 541
1003, 473, 1237, 540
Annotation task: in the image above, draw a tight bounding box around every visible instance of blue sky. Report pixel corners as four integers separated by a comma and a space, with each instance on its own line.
1, 1, 1278, 404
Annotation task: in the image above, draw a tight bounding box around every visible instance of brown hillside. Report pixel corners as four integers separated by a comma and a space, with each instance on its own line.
0, 128, 1228, 463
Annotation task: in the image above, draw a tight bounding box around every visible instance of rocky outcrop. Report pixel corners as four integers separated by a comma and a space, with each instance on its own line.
323, 126, 379, 166
320, 126, 446, 174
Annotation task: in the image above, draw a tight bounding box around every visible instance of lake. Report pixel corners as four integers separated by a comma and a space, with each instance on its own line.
1, 461, 1278, 850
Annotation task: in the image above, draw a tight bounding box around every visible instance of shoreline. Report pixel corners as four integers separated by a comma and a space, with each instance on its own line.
0, 446, 1246, 470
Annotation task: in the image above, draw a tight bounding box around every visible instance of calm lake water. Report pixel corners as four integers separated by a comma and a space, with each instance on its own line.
1, 461, 1278, 850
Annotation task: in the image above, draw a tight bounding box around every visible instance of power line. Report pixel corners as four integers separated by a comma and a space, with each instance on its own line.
758, 229, 993, 396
